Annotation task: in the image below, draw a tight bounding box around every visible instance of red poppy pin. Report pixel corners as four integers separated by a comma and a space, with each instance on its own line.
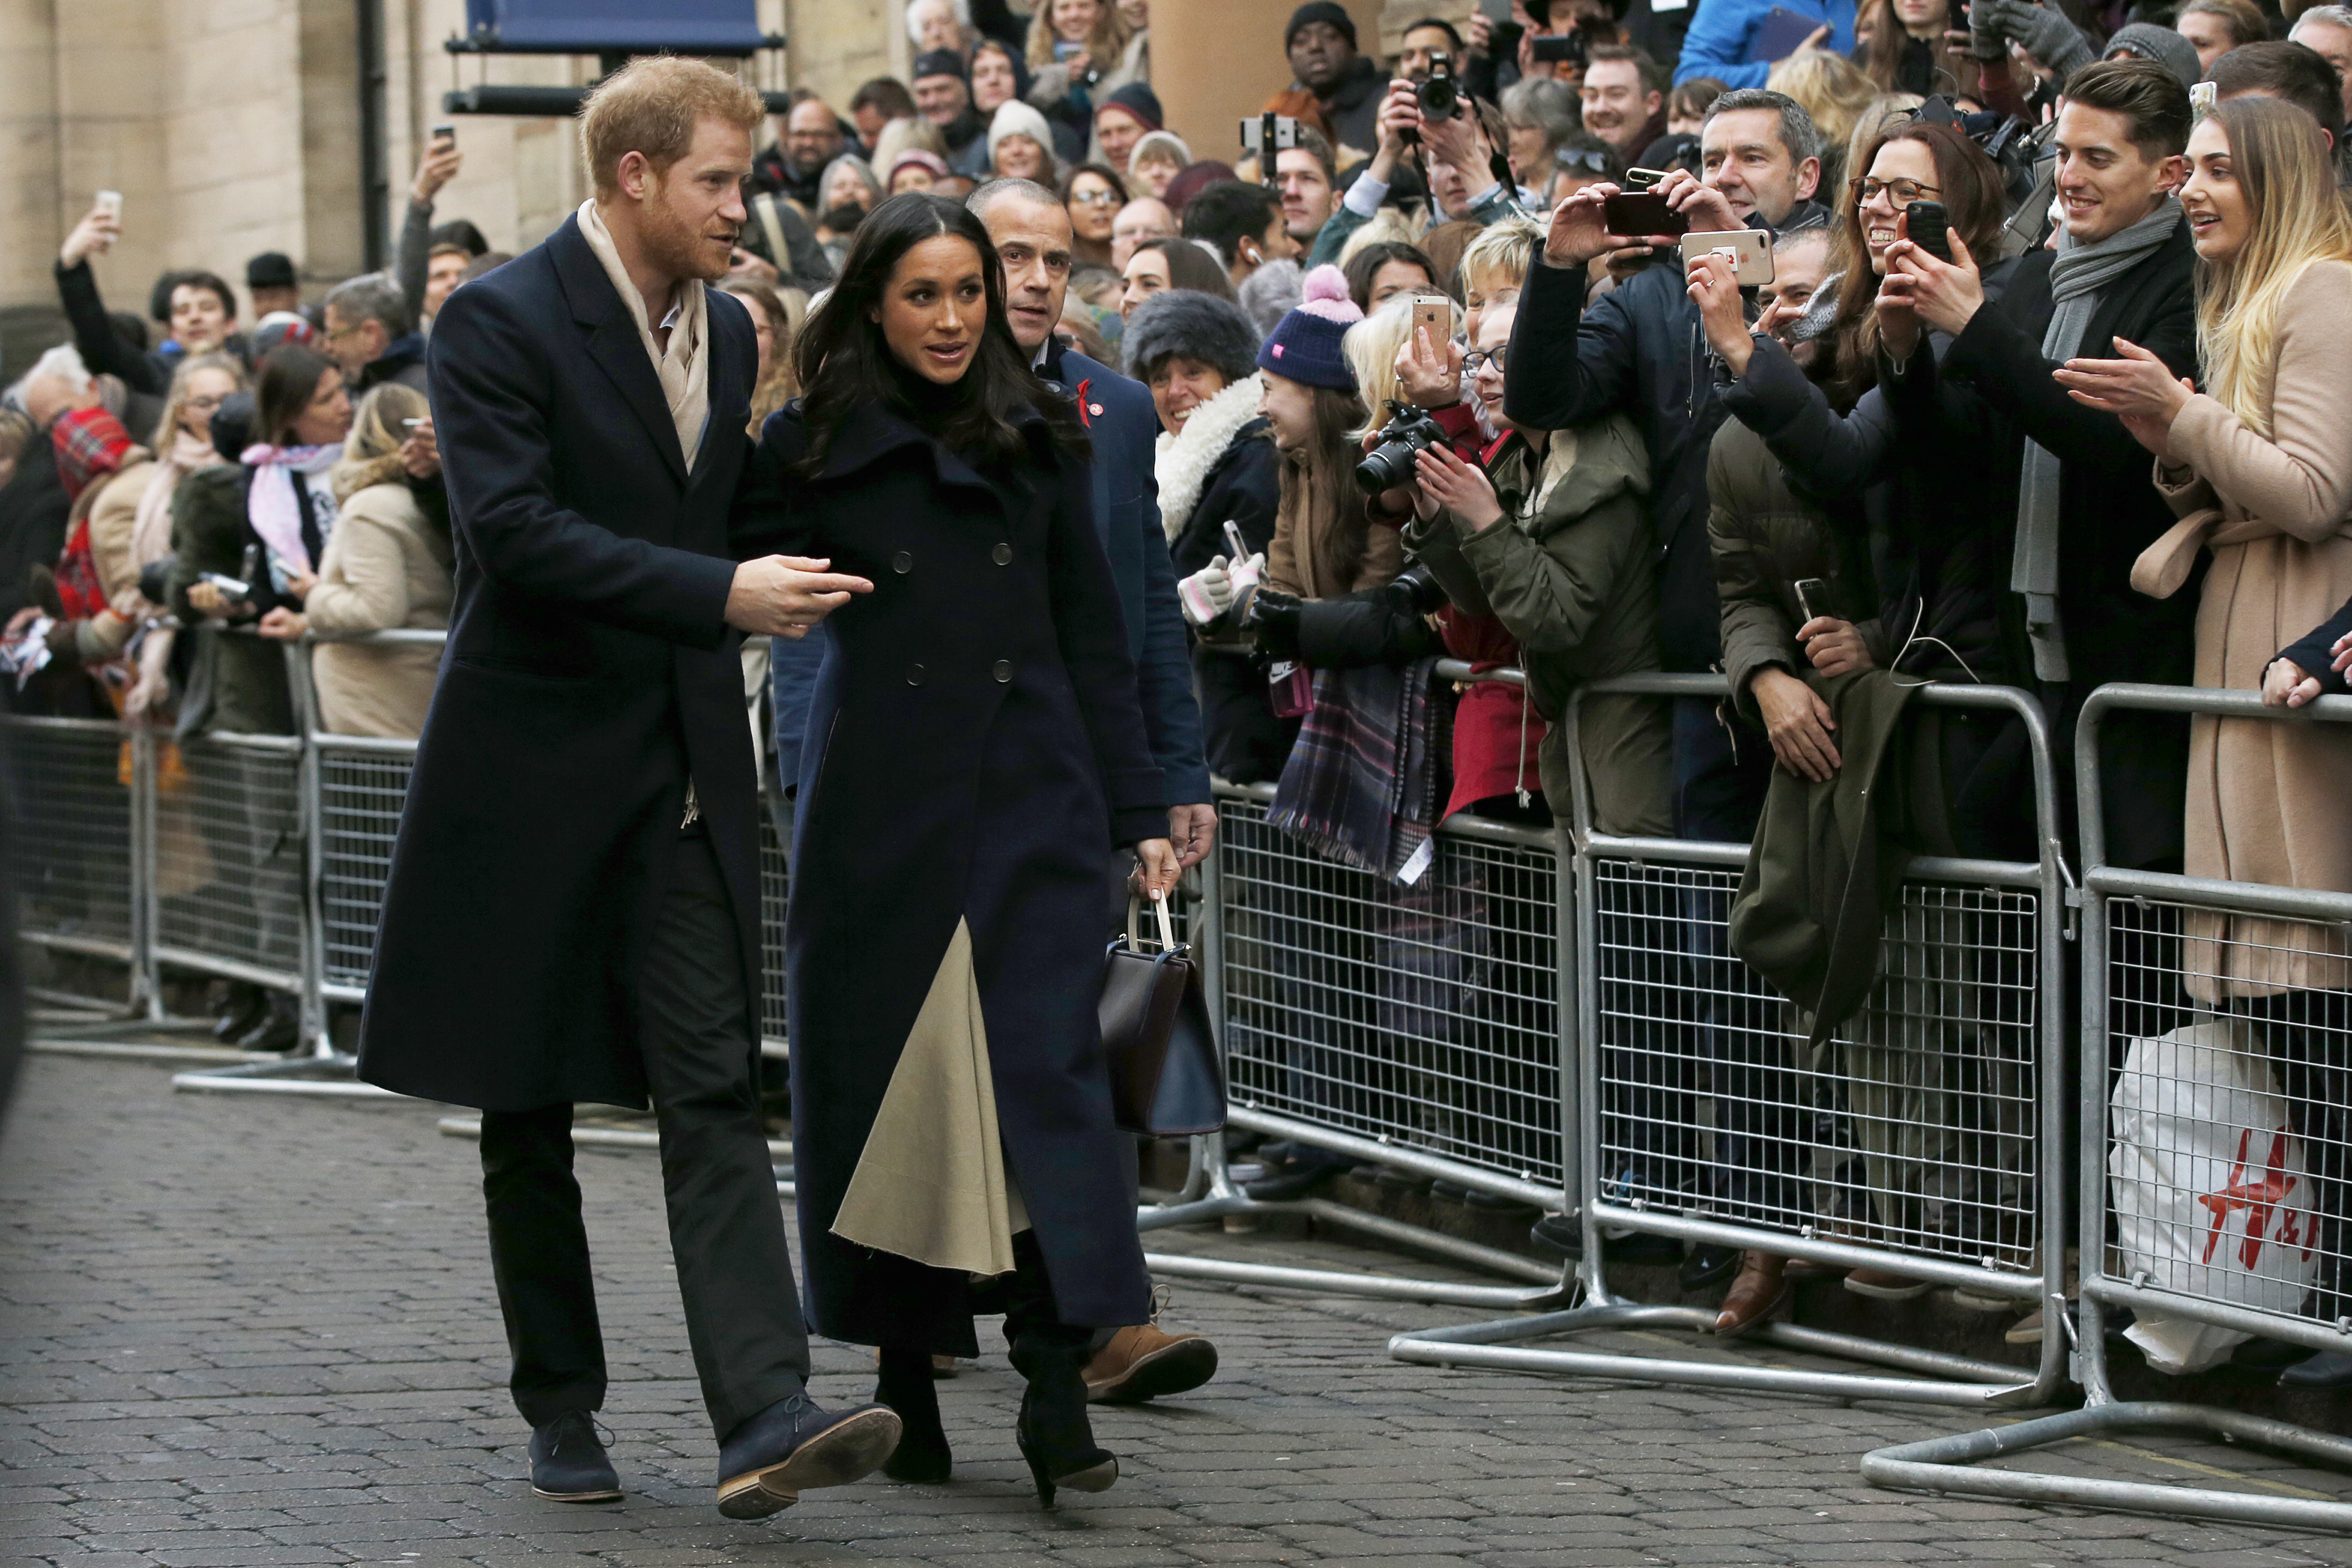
1076, 379, 1095, 426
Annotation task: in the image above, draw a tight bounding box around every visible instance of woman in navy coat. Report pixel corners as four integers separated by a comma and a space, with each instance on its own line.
736, 193, 1179, 1506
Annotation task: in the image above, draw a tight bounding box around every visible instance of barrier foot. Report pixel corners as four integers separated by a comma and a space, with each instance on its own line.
171, 1053, 410, 1099
1863, 1401, 2352, 1530
1138, 1188, 1573, 1310
1390, 1299, 2050, 1408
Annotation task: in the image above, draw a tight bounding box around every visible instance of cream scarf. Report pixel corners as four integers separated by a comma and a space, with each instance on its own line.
577, 199, 712, 473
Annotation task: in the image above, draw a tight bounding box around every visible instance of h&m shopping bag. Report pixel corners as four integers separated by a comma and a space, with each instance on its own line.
2108, 1016, 2318, 1373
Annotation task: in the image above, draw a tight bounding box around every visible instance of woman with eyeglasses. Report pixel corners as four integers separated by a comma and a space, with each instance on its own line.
1061, 162, 1129, 269
1684, 118, 2033, 1325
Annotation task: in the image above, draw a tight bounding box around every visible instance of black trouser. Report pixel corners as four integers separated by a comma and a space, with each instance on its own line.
478, 832, 810, 1443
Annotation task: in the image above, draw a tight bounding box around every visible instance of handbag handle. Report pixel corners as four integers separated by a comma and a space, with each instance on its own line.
1125, 889, 1180, 952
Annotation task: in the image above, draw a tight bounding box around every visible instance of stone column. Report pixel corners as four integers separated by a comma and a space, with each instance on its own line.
0, 0, 64, 368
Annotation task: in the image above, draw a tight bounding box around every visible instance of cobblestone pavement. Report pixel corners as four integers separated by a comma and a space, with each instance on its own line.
12, 1050, 2352, 1567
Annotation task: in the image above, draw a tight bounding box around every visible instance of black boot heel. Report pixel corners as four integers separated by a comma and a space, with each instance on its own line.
1010, 1338, 1117, 1508
875, 1345, 952, 1483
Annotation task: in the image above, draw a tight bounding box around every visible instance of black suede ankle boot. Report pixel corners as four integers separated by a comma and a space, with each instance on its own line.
1004, 1237, 1115, 1508
875, 1345, 951, 1482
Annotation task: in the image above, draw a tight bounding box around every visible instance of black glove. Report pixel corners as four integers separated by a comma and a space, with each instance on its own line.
1243, 586, 1303, 662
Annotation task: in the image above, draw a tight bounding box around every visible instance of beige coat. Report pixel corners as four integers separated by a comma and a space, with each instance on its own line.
306, 482, 454, 739
2139, 259, 2352, 999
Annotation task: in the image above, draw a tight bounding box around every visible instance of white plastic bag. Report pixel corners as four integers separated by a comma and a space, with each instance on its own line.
2108, 1016, 2318, 1374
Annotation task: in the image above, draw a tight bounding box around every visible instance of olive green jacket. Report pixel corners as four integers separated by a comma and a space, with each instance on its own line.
164, 464, 294, 739
1705, 415, 1886, 725
1411, 415, 1672, 838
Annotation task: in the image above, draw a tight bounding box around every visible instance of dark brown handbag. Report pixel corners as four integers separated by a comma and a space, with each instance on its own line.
1098, 891, 1227, 1137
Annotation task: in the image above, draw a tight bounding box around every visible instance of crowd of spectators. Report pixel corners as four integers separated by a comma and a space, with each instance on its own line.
10, 0, 2352, 1374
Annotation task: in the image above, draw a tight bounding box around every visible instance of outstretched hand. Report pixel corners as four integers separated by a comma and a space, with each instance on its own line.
726, 555, 873, 638
2053, 336, 2193, 458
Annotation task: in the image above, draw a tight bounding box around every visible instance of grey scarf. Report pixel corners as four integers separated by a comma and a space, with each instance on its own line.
2010, 196, 2181, 682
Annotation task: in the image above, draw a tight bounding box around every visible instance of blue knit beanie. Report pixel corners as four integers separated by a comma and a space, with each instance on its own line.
1254, 265, 1361, 392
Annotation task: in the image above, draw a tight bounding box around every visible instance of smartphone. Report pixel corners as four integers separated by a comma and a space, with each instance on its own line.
1680, 229, 1774, 286
1602, 191, 1689, 238
1239, 114, 1302, 155
1411, 294, 1450, 349
1623, 166, 1671, 191
1530, 30, 1587, 64
94, 190, 122, 220
401, 417, 427, 429
432, 123, 456, 145
1903, 200, 1952, 262
1748, 5, 1823, 63
1793, 577, 1830, 622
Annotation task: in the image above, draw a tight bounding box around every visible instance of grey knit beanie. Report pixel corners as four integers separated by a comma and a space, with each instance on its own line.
2105, 24, 2201, 88
1122, 288, 1261, 382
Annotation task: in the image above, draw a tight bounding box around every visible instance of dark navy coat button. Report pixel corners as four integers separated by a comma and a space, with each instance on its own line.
991, 542, 1013, 565
892, 551, 913, 574
907, 663, 926, 686
992, 659, 1013, 682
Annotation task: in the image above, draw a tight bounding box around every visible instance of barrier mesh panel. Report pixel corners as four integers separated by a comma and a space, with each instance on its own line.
5, 719, 134, 953
1218, 794, 1562, 1189
1592, 858, 2039, 1272
2103, 895, 2352, 1331
155, 738, 304, 985
318, 748, 413, 990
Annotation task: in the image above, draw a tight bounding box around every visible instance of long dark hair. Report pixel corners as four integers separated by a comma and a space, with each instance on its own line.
254, 344, 337, 447
792, 192, 1086, 472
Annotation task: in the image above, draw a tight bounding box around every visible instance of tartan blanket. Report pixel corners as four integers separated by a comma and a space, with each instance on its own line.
1269, 658, 1446, 882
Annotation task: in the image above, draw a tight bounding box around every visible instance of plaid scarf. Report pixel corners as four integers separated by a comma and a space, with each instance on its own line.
1269, 658, 1446, 883
51, 406, 135, 503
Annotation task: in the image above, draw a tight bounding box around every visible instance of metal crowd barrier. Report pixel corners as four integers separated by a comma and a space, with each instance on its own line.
1389, 671, 2074, 1407
1866, 683, 2352, 1526
1140, 660, 1578, 1312
4, 628, 795, 1097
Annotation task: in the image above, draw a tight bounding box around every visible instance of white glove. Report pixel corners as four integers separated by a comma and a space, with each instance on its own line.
1177, 555, 1236, 626
1227, 550, 1266, 598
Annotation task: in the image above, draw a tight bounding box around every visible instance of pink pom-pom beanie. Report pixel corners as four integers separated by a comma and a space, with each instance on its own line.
1254, 264, 1362, 392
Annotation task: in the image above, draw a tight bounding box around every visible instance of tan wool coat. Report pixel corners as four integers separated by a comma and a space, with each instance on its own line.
306, 481, 454, 739
2137, 259, 2352, 1000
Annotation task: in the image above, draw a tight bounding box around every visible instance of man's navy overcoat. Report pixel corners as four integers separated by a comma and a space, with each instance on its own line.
357, 215, 776, 1110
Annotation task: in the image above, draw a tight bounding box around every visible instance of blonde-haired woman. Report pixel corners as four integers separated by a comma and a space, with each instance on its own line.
257, 382, 453, 737
2064, 97, 2352, 1358
1767, 48, 1879, 193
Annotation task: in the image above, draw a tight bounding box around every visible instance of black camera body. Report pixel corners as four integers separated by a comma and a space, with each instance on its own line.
1355, 400, 1450, 494
1416, 53, 1459, 120
1530, 28, 1588, 65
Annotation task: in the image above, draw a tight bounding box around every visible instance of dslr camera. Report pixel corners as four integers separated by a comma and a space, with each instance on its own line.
1416, 53, 1459, 120
1354, 400, 1450, 493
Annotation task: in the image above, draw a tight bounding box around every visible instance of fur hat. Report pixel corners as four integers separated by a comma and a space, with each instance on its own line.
1123, 288, 1262, 382
1254, 264, 1359, 390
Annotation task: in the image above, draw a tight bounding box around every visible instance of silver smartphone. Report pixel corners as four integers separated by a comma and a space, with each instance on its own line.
95, 190, 122, 220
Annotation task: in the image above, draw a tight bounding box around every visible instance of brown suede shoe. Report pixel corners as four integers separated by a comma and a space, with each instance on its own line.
1710, 1251, 1791, 1337
1082, 1323, 1219, 1404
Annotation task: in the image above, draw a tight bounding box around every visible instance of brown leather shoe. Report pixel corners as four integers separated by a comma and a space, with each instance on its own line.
1710, 1251, 1791, 1336
1082, 1323, 1219, 1404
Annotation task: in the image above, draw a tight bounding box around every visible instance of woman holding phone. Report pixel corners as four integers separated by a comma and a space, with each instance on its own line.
738, 193, 1178, 1505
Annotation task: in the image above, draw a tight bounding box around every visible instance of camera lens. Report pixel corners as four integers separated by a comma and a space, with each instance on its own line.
1417, 76, 1457, 118
1354, 446, 1407, 493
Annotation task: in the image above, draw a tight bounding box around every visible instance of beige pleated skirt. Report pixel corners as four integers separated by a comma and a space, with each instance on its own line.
829, 918, 1029, 1278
